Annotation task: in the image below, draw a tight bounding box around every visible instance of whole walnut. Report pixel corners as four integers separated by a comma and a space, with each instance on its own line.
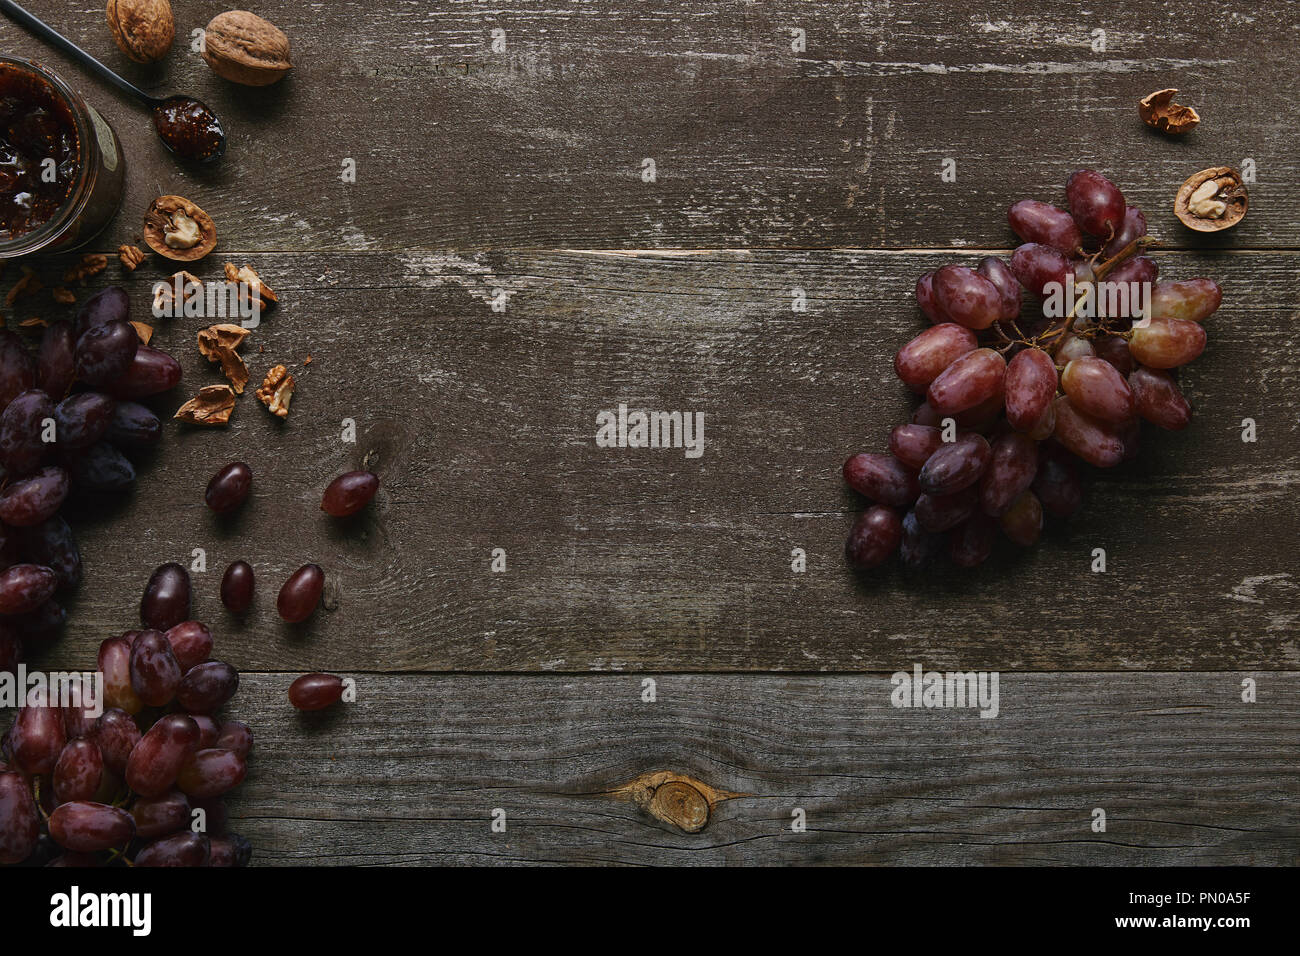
106, 0, 175, 64
202, 11, 293, 87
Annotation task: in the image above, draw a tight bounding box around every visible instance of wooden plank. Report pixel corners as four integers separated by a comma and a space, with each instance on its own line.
215, 672, 1300, 865
14, 248, 1299, 673
2, 1, 1296, 250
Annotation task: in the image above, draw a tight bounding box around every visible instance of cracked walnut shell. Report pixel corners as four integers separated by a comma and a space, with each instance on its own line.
1175, 167, 1248, 232
256, 365, 295, 417
175, 385, 237, 426
1139, 89, 1200, 135
143, 196, 217, 262
198, 323, 251, 394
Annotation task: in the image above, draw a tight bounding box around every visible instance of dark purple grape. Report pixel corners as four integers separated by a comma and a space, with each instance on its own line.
21, 515, 81, 590
220, 561, 254, 613
37, 320, 77, 399
0, 389, 54, 475
888, 424, 946, 470
165, 620, 212, 673
106, 401, 162, 447
277, 564, 324, 623
1129, 366, 1192, 430
0, 563, 58, 615
1103, 206, 1147, 257
176, 661, 239, 715
932, 265, 1002, 330
48, 801, 135, 852
176, 749, 247, 798
0, 330, 37, 412
73, 286, 129, 339
979, 432, 1038, 516
844, 506, 901, 569
842, 453, 920, 507
898, 510, 944, 569
125, 713, 200, 797
53, 739, 104, 804
135, 831, 209, 867
130, 629, 183, 707
53, 391, 115, 450
1000, 490, 1044, 546
190, 714, 220, 749
131, 790, 191, 840
67, 441, 136, 491
1010, 242, 1072, 298
1032, 447, 1084, 518
949, 513, 998, 568
1004, 348, 1058, 433
215, 720, 252, 759
208, 833, 252, 867
976, 256, 1022, 320
9, 686, 65, 774
106, 345, 182, 399
914, 486, 979, 533
1094, 334, 1135, 376
918, 433, 991, 495
141, 562, 192, 631
0, 466, 69, 526
288, 672, 346, 711
1053, 395, 1124, 468
98, 636, 144, 715
1066, 169, 1126, 239
75, 321, 139, 387
1007, 199, 1083, 254
92, 708, 141, 776
204, 461, 252, 514
321, 470, 380, 517
0, 771, 40, 864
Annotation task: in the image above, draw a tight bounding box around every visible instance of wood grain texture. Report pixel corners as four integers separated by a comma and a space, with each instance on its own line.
1, 2, 1297, 250
223, 673, 1299, 865
14, 248, 1298, 673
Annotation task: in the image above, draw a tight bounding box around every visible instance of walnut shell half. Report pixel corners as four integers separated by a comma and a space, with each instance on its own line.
143, 195, 217, 262
106, 0, 175, 65
1139, 88, 1200, 135
202, 11, 292, 87
1175, 167, 1248, 233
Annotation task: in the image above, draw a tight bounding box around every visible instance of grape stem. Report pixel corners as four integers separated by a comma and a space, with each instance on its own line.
1041, 233, 1159, 357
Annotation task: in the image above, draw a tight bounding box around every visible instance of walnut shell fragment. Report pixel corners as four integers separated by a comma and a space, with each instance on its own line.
143, 195, 217, 262
256, 365, 295, 418
1175, 166, 1248, 232
197, 323, 251, 393
130, 321, 154, 345
152, 270, 202, 313
1140, 88, 1200, 135
174, 384, 236, 426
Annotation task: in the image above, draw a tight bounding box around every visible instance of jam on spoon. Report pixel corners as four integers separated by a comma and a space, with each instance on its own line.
152, 96, 224, 162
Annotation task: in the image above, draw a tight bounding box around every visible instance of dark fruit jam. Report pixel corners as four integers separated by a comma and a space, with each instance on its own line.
152, 97, 223, 162
0, 69, 79, 241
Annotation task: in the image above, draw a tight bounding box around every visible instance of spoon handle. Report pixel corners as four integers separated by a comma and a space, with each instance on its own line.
0, 0, 155, 106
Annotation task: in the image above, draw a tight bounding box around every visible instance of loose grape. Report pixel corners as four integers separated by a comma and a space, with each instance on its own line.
843, 506, 901, 569
204, 461, 252, 514
140, 562, 192, 631
220, 561, 255, 613
277, 564, 325, 623
320, 470, 380, 517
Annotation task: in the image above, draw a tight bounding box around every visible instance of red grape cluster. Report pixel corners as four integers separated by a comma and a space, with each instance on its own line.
0, 563, 252, 866
844, 169, 1221, 569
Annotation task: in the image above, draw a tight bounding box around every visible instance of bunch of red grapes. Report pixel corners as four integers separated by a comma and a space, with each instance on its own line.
844, 169, 1221, 569
0, 563, 252, 866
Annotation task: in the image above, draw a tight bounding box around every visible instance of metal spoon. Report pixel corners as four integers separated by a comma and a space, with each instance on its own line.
0, 0, 225, 163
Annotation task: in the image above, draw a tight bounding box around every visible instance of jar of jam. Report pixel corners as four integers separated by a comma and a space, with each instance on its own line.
0, 56, 124, 259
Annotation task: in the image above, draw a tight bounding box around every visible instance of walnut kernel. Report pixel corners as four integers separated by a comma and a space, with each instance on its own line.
119, 245, 147, 271
256, 365, 295, 418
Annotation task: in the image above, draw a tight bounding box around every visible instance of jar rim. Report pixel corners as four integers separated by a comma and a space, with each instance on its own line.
0, 55, 97, 258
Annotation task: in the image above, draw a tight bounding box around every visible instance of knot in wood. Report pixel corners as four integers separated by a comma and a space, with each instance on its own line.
649, 780, 710, 833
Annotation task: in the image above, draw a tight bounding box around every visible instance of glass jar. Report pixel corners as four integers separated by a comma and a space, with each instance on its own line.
0, 56, 125, 259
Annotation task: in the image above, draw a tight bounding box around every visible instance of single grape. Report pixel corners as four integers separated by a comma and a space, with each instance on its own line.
21, 515, 81, 591
1129, 366, 1192, 430
1052, 395, 1124, 468
37, 320, 77, 400
914, 486, 978, 533
92, 708, 141, 776
1129, 317, 1207, 368
9, 687, 65, 774
898, 510, 944, 568
1000, 490, 1044, 546
165, 621, 213, 673
106, 401, 162, 447
915, 273, 947, 323
67, 442, 136, 492
949, 513, 998, 567
208, 833, 252, 867
105, 345, 182, 399
1010, 243, 1071, 298
918, 433, 991, 495
979, 432, 1038, 516
844, 506, 902, 569
0, 389, 54, 475
53, 391, 116, 450
893, 323, 978, 389
277, 564, 325, 623
215, 720, 253, 759
49, 801, 135, 852
1150, 279, 1222, 322
1007, 199, 1083, 254
926, 348, 1006, 415
176, 661, 239, 715
140, 562, 192, 631
220, 561, 255, 613
130, 790, 191, 840
53, 739, 104, 804
1055, 333, 1095, 364
125, 713, 200, 798
134, 831, 210, 867
321, 470, 381, 517
1093, 334, 1134, 376
842, 453, 920, 507
98, 636, 144, 715
74, 321, 139, 387
975, 256, 1022, 320
1061, 356, 1135, 422
0, 564, 58, 616
73, 286, 129, 339
0, 466, 69, 527
176, 749, 247, 798
932, 265, 1003, 330
129, 630, 183, 708
888, 424, 946, 470
1066, 169, 1125, 238
0, 330, 37, 411
0, 771, 40, 864
1098, 255, 1157, 320
1102, 206, 1147, 258
204, 461, 252, 514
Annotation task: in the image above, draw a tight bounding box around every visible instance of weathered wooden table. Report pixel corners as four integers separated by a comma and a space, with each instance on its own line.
4, 1, 1297, 864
